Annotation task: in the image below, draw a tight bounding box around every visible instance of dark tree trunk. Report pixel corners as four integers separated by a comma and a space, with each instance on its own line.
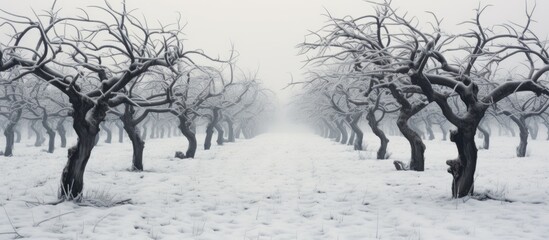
410, 122, 425, 140
176, 116, 197, 159
123, 120, 145, 171
367, 111, 389, 159
395, 108, 426, 171
3, 110, 22, 156
167, 126, 171, 138
505, 123, 516, 137
116, 121, 124, 143
424, 119, 435, 140
40, 115, 56, 153
544, 122, 549, 141
439, 123, 448, 141
150, 124, 156, 139
14, 127, 21, 143
226, 118, 235, 142
348, 130, 355, 146
527, 121, 538, 140
101, 122, 112, 144
60, 100, 107, 200
31, 121, 45, 147
204, 108, 220, 150
333, 120, 342, 142
57, 118, 67, 148
447, 125, 479, 198
160, 126, 165, 138
346, 113, 363, 150
336, 119, 348, 144
510, 116, 528, 157
322, 119, 337, 139
477, 124, 490, 150
235, 124, 242, 139
215, 124, 224, 145
172, 125, 178, 137
141, 122, 148, 141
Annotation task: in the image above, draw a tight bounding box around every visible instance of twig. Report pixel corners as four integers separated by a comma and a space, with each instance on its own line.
33, 211, 75, 227
93, 212, 113, 233
2, 206, 23, 238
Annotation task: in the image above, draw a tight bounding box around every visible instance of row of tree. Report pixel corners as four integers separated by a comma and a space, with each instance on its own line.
293, 1, 549, 198
0, 2, 274, 201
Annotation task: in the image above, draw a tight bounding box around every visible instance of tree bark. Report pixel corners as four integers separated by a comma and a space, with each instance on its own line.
477, 124, 490, 150
57, 118, 67, 148
346, 113, 363, 150
348, 130, 355, 146
31, 121, 45, 147
40, 114, 56, 153
3, 109, 22, 157
123, 119, 145, 171
116, 121, 124, 143
14, 127, 21, 143
141, 120, 149, 141
336, 119, 348, 144
176, 116, 197, 158
367, 110, 389, 159
447, 125, 479, 198
439, 123, 448, 141
527, 120, 538, 140
101, 122, 112, 144
395, 108, 426, 171
204, 108, 220, 150
424, 119, 435, 140
510, 116, 528, 157
235, 124, 242, 139
59, 100, 107, 200
226, 118, 235, 142
215, 124, 224, 145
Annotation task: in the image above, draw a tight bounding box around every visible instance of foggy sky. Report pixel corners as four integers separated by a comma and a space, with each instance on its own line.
3, 0, 549, 102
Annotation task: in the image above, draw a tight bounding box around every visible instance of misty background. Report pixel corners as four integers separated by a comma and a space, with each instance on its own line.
3, 0, 548, 103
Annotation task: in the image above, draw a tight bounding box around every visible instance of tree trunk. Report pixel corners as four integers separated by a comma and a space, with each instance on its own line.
57, 118, 67, 148
336, 119, 348, 144
215, 124, 224, 145
235, 124, 242, 139
160, 126, 165, 138
477, 124, 490, 150
176, 116, 197, 159
396, 109, 426, 171
367, 111, 389, 159
123, 120, 145, 171
527, 121, 538, 140
424, 119, 435, 140
3, 110, 22, 156
150, 124, 156, 139
116, 121, 124, 143
346, 113, 363, 150
31, 121, 45, 147
101, 122, 112, 144
14, 127, 21, 143
40, 115, 56, 154
439, 123, 448, 141
141, 122, 148, 141
204, 109, 220, 150
447, 125, 479, 198
510, 116, 528, 158
59, 100, 107, 200
226, 118, 235, 142
348, 130, 355, 146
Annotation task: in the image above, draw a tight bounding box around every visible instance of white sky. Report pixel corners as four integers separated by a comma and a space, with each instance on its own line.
3, 0, 549, 102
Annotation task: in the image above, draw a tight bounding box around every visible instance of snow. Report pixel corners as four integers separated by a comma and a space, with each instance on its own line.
1, 128, 549, 239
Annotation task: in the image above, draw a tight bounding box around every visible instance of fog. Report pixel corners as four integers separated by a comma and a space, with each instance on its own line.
4, 0, 548, 103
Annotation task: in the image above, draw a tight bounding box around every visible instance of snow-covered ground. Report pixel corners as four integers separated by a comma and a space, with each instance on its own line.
0, 129, 548, 239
